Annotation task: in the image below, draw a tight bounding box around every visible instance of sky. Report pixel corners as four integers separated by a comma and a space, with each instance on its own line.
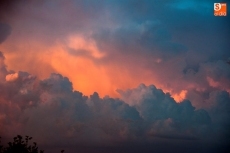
0, 0, 230, 152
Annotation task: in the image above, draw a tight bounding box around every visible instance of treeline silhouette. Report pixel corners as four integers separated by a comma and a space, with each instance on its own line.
0, 135, 64, 153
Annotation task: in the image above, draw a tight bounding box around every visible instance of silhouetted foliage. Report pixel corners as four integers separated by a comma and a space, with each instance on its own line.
0, 135, 64, 153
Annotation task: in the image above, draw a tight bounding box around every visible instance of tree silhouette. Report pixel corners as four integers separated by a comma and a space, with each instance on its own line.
0, 135, 64, 153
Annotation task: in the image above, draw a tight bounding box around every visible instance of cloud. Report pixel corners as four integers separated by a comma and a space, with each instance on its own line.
181, 60, 230, 109
0, 51, 229, 152
0, 58, 143, 144
0, 0, 230, 152
204, 90, 230, 141
5, 71, 35, 82
0, 0, 229, 100
0, 52, 8, 81
0, 23, 11, 44
118, 84, 212, 139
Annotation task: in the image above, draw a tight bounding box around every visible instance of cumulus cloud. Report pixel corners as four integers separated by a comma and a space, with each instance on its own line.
118, 84, 212, 139
181, 60, 230, 109
5, 71, 35, 82
0, 0, 229, 99
0, 0, 230, 152
0, 54, 222, 138
1, 70, 143, 145
0, 51, 229, 152
204, 90, 230, 141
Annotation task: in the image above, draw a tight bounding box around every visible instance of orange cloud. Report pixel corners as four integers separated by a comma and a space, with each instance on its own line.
0, 32, 172, 98
171, 90, 187, 102
50, 46, 112, 96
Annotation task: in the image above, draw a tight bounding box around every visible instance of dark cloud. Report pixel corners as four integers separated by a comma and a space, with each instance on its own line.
93, 18, 187, 61
183, 60, 230, 108
0, 50, 229, 152
92, 0, 230, 70
205, 90, 230, 141
0, 51, 7, 81
118, 84, 212, 140
0, 0, 230, 152
0, 23, 11, 43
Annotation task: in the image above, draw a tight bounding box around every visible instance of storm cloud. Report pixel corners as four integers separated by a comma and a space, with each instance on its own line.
0, 51, 229, 152
0, 0, 230, 152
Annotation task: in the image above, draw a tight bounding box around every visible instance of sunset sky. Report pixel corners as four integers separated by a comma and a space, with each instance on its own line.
0, 0, 230, 152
